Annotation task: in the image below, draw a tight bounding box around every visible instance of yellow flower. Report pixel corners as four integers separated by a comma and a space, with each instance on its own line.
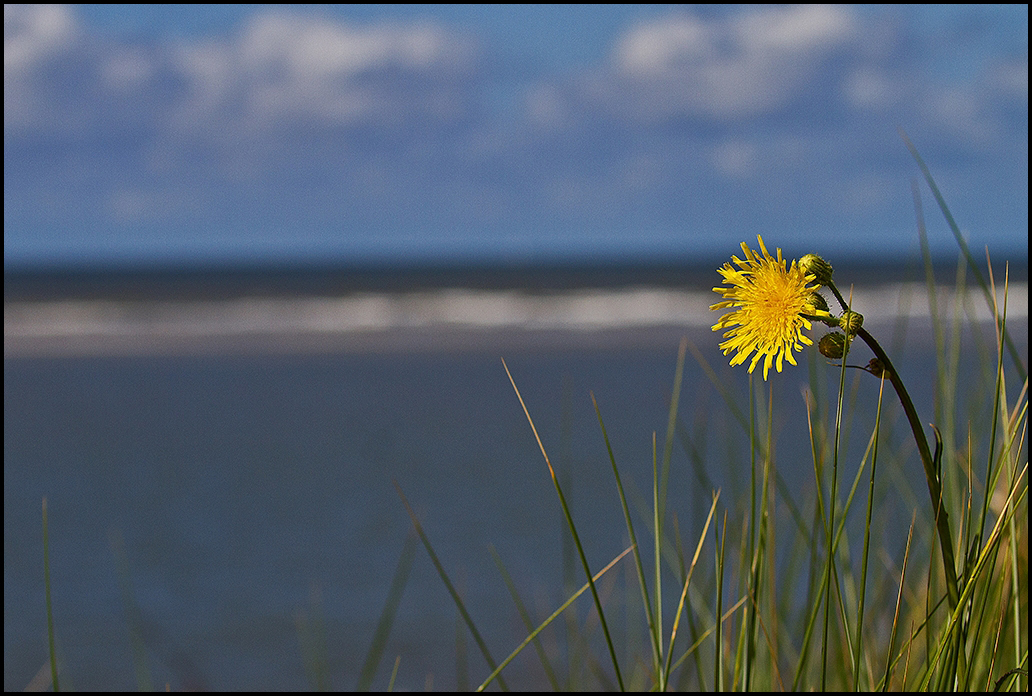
710, 235, 822, 380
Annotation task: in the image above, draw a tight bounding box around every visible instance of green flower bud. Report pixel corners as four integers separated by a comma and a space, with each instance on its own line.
799, 254, 834, 285
838, 310, 864, 336
866, 358, 888, 378
818, 332, 846, 359
809, 291, 830, 315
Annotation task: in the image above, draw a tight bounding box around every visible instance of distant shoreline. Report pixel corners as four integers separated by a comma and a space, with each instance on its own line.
6, 257, 1026, 302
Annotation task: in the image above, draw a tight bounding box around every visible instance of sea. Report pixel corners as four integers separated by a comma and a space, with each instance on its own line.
4, 259, 1027, 690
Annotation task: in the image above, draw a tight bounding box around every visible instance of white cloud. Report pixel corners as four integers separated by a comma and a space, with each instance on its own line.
4, 4, 80, 129
611, 5, 858, 119
842, 68, 906, 110
617, 15, 711, 76
736, 3, 852, 52
101, 48, 157, 91
710, 139, 758, 178
991, 57, 1028, 99
164, 12, 479, 139
240, 13, 463, 74
3, 3, 77, 71
5, 6, 479, 140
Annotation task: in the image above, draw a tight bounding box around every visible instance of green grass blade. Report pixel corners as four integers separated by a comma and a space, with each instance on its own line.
652, 337, 690, 689
659, 338, 689, 540
356, 531, 418, 690
487, 545, 562, 690
668, 595, 748, 675
42, 498, 60, 693
109, 527, 155, 692
502, 358, 625, 690
394, 481, 509, 692
652, 432, 662, 688
791, 390, 825, 690
900, 128, 1026, 383
476, 546, 634, 692
877, 512, 915, 691
974, 264, 1013, 569
821, 291, 854, 690
386, 655, 401, 692
714, 511, 728, 691
853, 373, 888, 690
663, 492, 719, 685
295, 585, 330, 691
591, 392, 661, 679
794, 378, 889, 690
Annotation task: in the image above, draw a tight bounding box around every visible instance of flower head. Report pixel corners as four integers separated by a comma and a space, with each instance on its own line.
711, 235, 823, 380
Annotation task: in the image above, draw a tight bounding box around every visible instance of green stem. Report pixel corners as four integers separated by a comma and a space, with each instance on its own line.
853, 326, 960, 612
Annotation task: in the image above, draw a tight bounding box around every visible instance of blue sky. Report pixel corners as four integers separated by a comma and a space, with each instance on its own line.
4, 4, 1028, 268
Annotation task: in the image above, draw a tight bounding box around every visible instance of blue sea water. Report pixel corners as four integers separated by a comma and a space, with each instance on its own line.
4, 277, 1027, 690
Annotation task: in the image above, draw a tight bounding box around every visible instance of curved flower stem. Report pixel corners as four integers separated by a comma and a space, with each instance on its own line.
825, 282, 850, 313
853, 326, 961, 612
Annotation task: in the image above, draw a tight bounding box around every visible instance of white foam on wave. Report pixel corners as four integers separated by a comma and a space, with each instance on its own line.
4, 282, 1027, 358
5, 283, 1027, 340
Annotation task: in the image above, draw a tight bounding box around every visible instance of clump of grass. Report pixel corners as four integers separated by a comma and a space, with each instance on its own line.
382, 139, 1027, 691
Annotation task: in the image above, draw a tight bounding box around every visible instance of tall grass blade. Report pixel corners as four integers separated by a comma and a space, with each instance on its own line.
663, 492, 719, 685
109, 527, 155, 692
591, 392, 661, 679
878, 512, 915, 691
357, 531, 418, 690
296, 585, 330, 691
687, 339, 813, 555
477, 546, 634, 692
386, 655, 401, 692
821, 289, 855, 690
42, 498, 60, 693
651, 337, 690, 688
899, 128, 1026, 383
487, 545, 562, 690
714, 510, 728, 692
394, 481, 509, 692
853, 373, 888, 690
501, 358, 625, 690
791, 390, 825, 690
659, 338, 689, 536
667, 595, 748, 675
